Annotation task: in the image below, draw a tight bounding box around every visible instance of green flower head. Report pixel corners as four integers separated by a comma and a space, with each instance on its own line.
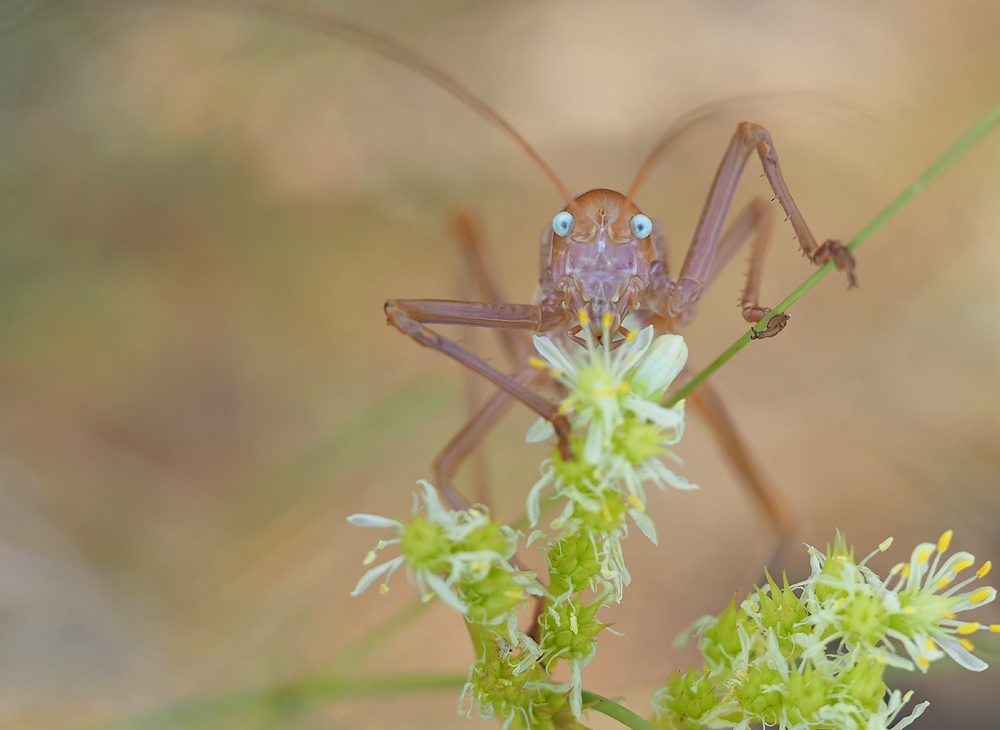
348, 481, 541, 620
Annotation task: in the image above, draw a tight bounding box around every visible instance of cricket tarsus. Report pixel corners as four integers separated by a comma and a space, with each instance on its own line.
748, 312, 791, 340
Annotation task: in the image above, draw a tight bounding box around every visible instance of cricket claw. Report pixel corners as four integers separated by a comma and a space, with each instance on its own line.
749, 311, 790, 340
814, 239, 857, 288
744, 306, 790, 340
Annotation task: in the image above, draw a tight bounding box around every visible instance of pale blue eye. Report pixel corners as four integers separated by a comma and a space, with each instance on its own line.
631, 214, 652, 239
552, 211, 574, 237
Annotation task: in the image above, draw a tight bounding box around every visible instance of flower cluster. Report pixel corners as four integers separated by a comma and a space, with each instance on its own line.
653, 532, 998, 730
800, 530, 996, 673
349, 481, 541, 623
527, 314, 696, 521
349, 320, 700, 728
526, 314, 697, 598
346, 313, 997, 730
461, 623, 587, 730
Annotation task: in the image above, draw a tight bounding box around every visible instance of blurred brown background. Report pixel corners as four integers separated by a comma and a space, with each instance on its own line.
0, 0, 998, 728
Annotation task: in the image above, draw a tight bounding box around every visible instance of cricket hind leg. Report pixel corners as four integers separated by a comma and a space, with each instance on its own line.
685, 376, 798, 578
432, 365, 547, 512
646, 202, 797, 572
444, 212, 537, 508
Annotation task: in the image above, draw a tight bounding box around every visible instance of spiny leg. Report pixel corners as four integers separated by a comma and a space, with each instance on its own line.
654, 122, 855, 326
704, 196, 789, 339
647, 198, 786, 335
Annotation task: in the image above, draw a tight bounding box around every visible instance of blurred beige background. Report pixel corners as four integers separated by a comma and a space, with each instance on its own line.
0, 0, 998, 728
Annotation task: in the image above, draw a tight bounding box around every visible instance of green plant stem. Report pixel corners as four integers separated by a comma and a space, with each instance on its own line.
666, 99, 1000, 407
582, 690, 659, 730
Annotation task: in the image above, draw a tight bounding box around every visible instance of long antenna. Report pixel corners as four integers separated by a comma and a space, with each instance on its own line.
127, 0, 579, 210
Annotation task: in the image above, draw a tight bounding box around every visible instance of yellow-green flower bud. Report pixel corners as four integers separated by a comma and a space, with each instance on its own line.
461, 566, 529, 624
539, 596, 607, 662
614, 420, 665, 465
546, 532, 601, 597
652, 664, 719, 730
699, 595, 747, 668
400, 514, 447, 569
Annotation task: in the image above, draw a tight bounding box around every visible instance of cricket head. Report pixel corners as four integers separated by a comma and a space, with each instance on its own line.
549, 189, 655, 345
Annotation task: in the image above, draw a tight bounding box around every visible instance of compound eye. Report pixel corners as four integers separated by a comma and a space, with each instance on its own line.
630, 214, 653, 239
552, 211, 574, 237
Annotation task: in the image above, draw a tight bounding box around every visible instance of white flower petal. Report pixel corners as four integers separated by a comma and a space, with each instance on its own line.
565, 489, 604, 514
424, 570, 469, 613
766, 629, 789, 680
647, 458, 698, 490
905, 542, 936, 588
583, 419, 604, 465
937, 636, 988, 671
891, 700, 928, 730
952, 585, 996, 611
417, 479, 449, 523
350, 556, 405, 595
623, 395, 685, 434
930, 550, 975, 583
532, 335, 578, 379
526, 529, 548, 547
617, 325, 654, 370
346, 514, 402, 529
526, 417, 556, 443
568, 661, 584, 718
877, 649, 916, 672
675, 614, 717, 648
525, 475, 550, 527
632, 334, 687, 398
630, 509, 658, 545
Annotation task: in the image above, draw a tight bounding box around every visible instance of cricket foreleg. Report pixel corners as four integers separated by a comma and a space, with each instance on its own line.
657, 122, 855, 326
708, 196, 789, 338
385, 299, 573, 460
